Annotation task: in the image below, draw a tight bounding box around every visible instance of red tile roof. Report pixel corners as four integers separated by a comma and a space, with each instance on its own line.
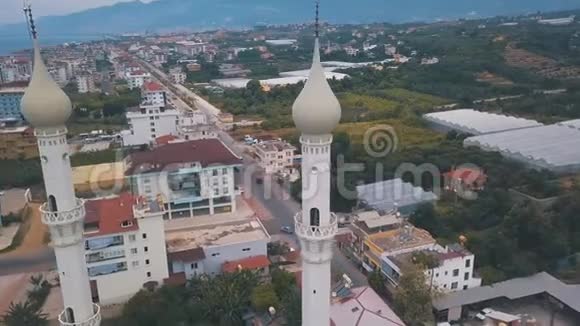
84, 193, 139, 237
444, 168, 487, 183
222, 255, 270, 273
167, 247, 206, 262
143, 81, 163, 92
155, 134, 178, 146
126, 139, 242, 175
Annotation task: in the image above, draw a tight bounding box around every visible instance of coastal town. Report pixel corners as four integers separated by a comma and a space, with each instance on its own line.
1, 3, 580, 326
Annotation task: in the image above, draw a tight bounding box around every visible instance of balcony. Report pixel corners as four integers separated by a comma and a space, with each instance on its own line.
58, 303, 101, 326
86, 249, 125, 264
294, 212, 338, 241
85, 235, 124, 251
88, 261, 128, 277
40, 198, 85, 226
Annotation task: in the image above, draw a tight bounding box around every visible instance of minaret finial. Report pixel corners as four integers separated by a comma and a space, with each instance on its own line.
23, 0, 37, 39
315, 0, 320, 38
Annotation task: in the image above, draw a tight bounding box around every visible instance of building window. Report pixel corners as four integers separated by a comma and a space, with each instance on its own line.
453, 269, 459, 277
142, 233, 147, 239
222, 168, 227, 174
242, 248, 251, 252
146, 272, 151, 277
131, 248, 138, 254
310, 208, 320, 227
150, 128, 156, 132
150, 122, 155, 127
129, 234, 136, 242
465, 259, 471, 268
435, 273, 439, 278
144, 246, 149, 253
463, 285, 468, 290
451, 282, 458, 289
464, 272, 470, 281
211, 253, 220, 257
132, 261, 139, 268
445, 271, 448, 276
146, 259, 150, 265
121, 220, 133, 228
191, 263, 198, 269
213, 170, 218, 176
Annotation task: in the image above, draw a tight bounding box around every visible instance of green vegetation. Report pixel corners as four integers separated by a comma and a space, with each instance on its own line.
68, 88, 140, 119
1, 275, 53, 326
70, 149, 120, 167
114, 268, 300, 326
393, 264, 436, 326
0, 159, 42, 188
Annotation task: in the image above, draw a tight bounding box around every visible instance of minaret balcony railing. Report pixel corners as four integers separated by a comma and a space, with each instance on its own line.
40, 198, 85, 225
34, 127, 67, 138
294, 212, 338, 240
58, 303, 101, 326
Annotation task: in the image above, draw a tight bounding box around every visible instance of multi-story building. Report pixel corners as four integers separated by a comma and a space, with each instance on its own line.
381, 244, 482, 292
84, 193, 169, 305
165, 214, 270, 278
254, 140, 296, 176
0, 83, 26, 122
0, 126, 39, 159
125, 138, 242, 219
125, 70, 151, 89
177, 111, 218, 141
121, 82, 179, 146
76, 74, 96, 94
169, 67, 186, 84
176, 41, 207, 57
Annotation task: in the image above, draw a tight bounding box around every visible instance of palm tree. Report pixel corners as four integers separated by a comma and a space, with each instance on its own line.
2, 300, 48, 326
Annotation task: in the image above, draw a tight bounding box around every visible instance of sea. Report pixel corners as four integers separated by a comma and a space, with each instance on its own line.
0, 34, 100, 55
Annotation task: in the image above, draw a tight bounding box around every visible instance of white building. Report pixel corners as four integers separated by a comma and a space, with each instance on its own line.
84, 193, 169, 305
382, 244, 482, 293
177, 111, 218, 141
76, 74, 96, 93
125, 138, 242, 218
122, 82, 179, 146
20, 21, 101, 325
292, 29, 341, 325
176, 41, 207, 57
125, 70, 151, 89
169, 67, 187, 84
165, 214, 270, 278
254, 140, 297, 176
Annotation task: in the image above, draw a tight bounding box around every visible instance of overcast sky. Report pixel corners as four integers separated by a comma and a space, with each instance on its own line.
1, 0, 154, 25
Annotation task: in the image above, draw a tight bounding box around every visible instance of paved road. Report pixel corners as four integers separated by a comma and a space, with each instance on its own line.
135, 56, 368, 286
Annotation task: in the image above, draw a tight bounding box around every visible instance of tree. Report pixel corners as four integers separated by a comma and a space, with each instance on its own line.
368, 270, 386, 297
280, 287, 301, 326
393, 264, 436, 326
251, 284, 279, 312
2, 301, 48, 326
270, 268, 296, 299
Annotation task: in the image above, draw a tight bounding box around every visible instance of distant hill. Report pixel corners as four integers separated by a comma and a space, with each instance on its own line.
1, 0, 579, 50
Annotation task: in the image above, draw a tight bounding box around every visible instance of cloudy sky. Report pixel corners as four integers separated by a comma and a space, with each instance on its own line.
1, 0, 154, 25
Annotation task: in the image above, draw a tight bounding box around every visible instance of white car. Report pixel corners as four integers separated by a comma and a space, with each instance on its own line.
475, 313, 486, 321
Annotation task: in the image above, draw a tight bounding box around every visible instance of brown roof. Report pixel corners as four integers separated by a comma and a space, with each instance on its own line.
143, 81, 163, 92
164, 272, 187, 286
167, 247, 206, 262
126, 139, 242, 175
222, 255, 270, 273
84, 193, 139, 237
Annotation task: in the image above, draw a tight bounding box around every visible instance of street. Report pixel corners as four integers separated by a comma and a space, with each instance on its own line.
0, 55, 368, 287
138, 60, 367, 286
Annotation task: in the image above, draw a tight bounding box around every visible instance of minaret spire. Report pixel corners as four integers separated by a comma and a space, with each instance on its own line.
20, 2, 101, 326
315, 0, 320, 38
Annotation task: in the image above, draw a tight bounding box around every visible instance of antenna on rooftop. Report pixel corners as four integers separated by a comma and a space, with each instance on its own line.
315, 0, 320, 38
23, 0, 38, 40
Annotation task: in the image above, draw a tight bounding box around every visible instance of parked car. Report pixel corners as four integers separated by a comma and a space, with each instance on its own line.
280, 226, 293, 234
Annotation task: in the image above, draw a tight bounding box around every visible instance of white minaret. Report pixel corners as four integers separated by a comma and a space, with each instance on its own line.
20, 6, 100, 326
292, 3, 341, 325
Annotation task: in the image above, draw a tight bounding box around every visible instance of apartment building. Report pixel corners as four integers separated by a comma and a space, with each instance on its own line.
125, 70, 151, 89
121, 82, 179, 146
178, 111, 217, 141
124, 138, 242, 219
84, 193, 169, 305
254, 140, 296, 175
76, 74, 96, 93
0, 83, 26, 122
381, 244, 482, 293
169, 67, 187, 84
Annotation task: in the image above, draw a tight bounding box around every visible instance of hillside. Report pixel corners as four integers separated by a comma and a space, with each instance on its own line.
1, 0, 580, 37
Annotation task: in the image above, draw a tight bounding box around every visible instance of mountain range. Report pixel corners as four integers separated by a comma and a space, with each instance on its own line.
1, 0, 580, 51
